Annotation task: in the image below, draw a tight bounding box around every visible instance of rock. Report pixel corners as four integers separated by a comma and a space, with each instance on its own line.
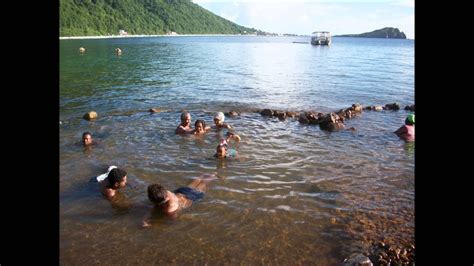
320, 112, 338, 124
149, 108, 162, 113
286, 111, 298, 118
385, 103, 400, 110
404, 104, 415, 111
298, 114, 309, 124
225, 111, 240, 117
308, 112, 324, 124
320, 121, 345, 131
337, 109, 351, 119
344, 253, 373, 266
275, 111, 287, 121
260, 109, 273, 117
351, 103, 363, 114
83, 111, 98, 121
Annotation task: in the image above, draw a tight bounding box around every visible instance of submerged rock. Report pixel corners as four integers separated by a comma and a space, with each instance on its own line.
149, 108, 162, 113
344, 253, 373, 266
367, 241, 415, 266
83, 111, 98, 121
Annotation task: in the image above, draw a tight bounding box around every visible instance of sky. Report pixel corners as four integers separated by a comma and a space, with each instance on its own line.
192, 0, 414, 39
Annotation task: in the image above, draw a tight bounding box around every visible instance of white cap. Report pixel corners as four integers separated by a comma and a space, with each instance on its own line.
214, 112, 225, 122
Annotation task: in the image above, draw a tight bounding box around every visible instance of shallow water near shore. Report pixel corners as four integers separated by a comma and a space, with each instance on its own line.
60, 36, 414, 264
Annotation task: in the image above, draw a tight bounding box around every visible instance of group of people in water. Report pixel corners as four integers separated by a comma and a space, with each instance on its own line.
174, 111, 241, 158
80, 111, 413, 223
81, 111, 241, 222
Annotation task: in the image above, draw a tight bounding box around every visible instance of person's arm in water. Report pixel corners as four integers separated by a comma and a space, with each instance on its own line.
100, 181, 116, 200
225, 132, 241, 143
176, 125, 191, 134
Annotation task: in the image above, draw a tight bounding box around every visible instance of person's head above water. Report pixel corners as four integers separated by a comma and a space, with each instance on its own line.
214, 112, 225, 125
82, 131, 93, 146
148, 183, 169, 205
181, 112, 191, 126
405, 114, 415, 126
194, 119, 206, 134
215, 140, 228, 158
107, 168, 128, 189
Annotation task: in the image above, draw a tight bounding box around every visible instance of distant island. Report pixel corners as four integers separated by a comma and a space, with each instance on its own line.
60, 0, 270, 37
333, 27, 407, 39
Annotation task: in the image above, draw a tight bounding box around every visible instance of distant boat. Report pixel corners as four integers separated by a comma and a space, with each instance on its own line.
311, 31, 331, 46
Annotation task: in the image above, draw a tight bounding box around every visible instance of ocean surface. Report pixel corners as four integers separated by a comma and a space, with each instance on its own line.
60, 35, 414, 264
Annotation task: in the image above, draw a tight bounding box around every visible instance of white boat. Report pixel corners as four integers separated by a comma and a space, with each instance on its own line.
311, 31, 331, 46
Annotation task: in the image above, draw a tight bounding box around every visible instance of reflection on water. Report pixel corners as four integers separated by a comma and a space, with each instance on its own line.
60, 36, 414, 264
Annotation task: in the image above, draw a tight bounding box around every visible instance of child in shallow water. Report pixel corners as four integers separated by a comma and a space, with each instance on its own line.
97, 167, 128, 200
214, 132, 241, 159
142, 174, 216, 224
193, 119, 211, 135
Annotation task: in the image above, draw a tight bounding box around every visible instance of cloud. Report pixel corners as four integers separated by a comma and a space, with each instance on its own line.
194, 1, 414, 38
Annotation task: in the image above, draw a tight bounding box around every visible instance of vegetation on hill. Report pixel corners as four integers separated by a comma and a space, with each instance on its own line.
60, 0, 260, 36
334, 27, 407, 39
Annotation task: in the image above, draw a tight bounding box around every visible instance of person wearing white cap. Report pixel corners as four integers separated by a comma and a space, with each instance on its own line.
213, 112, 232, 129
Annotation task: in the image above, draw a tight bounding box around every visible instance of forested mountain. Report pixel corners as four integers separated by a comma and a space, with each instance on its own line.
60, 0, 259, 36
334, 27, 407, 39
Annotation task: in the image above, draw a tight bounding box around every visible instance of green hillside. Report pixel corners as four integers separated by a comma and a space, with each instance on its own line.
60, 0, 259, 36
334, 27, 407, 39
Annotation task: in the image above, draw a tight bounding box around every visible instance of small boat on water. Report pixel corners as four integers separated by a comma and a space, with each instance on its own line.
311, 31, 331, 46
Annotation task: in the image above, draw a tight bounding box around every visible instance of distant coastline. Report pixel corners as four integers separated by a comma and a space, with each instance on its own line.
59, 34, 265, 40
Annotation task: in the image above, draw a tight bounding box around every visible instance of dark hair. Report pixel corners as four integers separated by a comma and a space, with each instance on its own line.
148, 184, 168, 204
107, 168, 127, 188
195, 119, 206, 128
82, 132, 92, 138
181, 112, 190, 121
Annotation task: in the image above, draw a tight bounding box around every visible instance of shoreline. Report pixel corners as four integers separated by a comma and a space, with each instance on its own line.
60, 34, 413, 40
59, 34, 268, 40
